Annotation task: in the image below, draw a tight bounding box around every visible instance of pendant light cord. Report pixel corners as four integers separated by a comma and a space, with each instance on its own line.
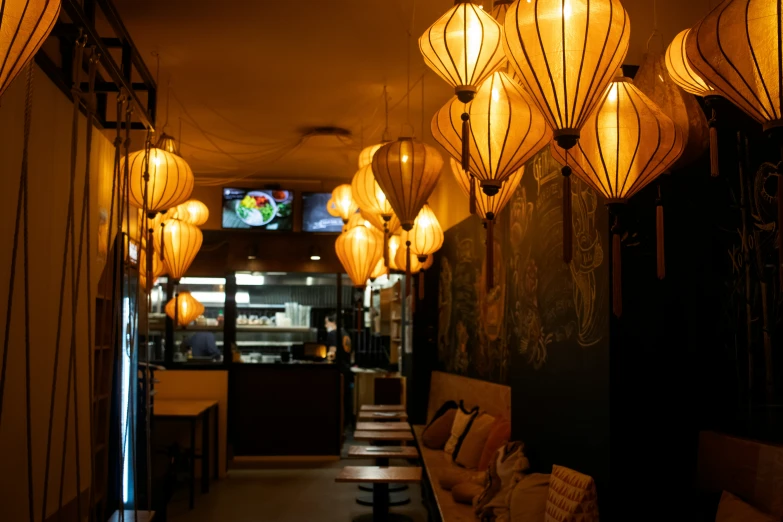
405, 0, 417, 135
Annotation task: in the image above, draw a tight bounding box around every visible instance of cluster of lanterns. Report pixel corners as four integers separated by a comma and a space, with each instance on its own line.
126, 134, 209, 327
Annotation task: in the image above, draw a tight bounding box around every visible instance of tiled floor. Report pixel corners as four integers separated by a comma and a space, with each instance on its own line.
166, 453, 427, 522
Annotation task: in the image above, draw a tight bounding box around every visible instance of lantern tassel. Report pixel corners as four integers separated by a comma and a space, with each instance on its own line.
174, 291, 180, 328
469, 175, 477, 215
419, 270, 425, 300
656, 187, 665, 280
562, 166, 573, 264
383, 226, 390, 268
159, 222, 165, 261
358, 292, 363, 333
461, 113, 470, 173
405, 240, 412, 299
611, 215, 622, 318
486, 220, 494, 291
709, 105, 719, 177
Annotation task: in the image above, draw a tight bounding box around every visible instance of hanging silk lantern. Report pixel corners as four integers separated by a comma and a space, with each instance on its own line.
370, 258, 388, 281
360, 209, 401, 236
335, 225, 384, 288
331, 184, 359, 223
351, 164, 394, 219
637, 39, 708, 170
491, 0, 514, 23
419, 0, 505, 104
551, 78, 683, 317
171, 199, 210, 226
503, 0, 630, 264
407, 205, 444, 262
0, 0, 61, 98
686, 0, 783, 284
126, 134, 195, 215
432, 71, 550, 198
165, 291, 205, 327
450, 158, 523, 288
326, 198, 341, 217
358, 143, 384, 169
372, 137, 443, 231
420, 0, 506, 178
387, 234, 402, 272
343, 212, 374, 232
395, 237, 435, 301
154, 219, 203, 281
664, 29, 720, 177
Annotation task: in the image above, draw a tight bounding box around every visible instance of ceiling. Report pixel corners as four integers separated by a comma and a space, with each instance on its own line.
114, 0, 713, 188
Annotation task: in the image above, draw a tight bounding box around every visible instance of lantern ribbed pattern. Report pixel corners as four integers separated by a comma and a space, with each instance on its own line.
0, 0, 60, 97
407, 205, 444, 261
126, 146, 195, 214
686, 0, 782, 129
395, 236, 434, 275
551, 79, 684, 202
491, 0, 514, 23
502, 0, 630, 145
172, 199, 210, 226
419, 1, 506, 100
387, 234, 402, 271
432, 71, 550, 194
344, 213, 374, 232
450, 158, 523, 220
360, 209, 401, 235
351, 164, 395, 219
358, 143, 384, 169
165, 291, 205, 327
372, 137, 443, 231
331, 184, 359, 223
664, 29, 714, 97
335, 225, 384, 287
370, 258, 387, 280
154, 219, 203, 280
636, 43, 707, 168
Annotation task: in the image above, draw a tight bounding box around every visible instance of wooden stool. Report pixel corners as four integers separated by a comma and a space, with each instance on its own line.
336, 466, 422, 522
357, 411, 408, 422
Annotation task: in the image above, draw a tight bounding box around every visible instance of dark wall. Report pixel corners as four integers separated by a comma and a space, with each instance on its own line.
421, 148, 612, 499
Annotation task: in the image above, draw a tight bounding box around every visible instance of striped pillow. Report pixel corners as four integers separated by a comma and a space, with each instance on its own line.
544, 465, 599, 522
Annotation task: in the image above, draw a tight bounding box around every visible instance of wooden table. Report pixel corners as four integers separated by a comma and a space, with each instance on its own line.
348, 446, 419, 461
354, 430, 414, 442
356, 422, 411, 432
360, 404, 405, 412
154, 399, 219, 509
337, 466, 422, 521
358, 411, 408, 422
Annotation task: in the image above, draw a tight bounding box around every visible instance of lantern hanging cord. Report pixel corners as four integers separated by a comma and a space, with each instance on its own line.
405, 0, 417, 133
645, 0, 661, 51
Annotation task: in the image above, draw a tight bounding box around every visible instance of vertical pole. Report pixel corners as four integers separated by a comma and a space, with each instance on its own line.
164, 278, 174, 365
224, 272, 237, 365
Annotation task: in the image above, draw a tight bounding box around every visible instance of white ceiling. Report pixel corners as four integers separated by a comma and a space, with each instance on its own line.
114, 0, 712, 188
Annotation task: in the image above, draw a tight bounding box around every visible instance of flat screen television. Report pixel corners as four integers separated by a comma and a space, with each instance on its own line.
222, 188, 294, 230
302, 192, 344, 233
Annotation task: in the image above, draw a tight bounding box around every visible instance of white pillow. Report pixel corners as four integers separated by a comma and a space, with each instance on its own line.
444, 401, 478, 455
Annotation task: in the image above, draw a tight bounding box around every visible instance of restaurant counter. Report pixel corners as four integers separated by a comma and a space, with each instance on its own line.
228, 362, 342, 457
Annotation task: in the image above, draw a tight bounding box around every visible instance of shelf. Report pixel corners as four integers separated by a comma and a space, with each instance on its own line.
173, 324, 315, 333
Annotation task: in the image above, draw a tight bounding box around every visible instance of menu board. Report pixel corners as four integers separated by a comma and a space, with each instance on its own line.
222, 188, 294, 230
302, 192, 343, 233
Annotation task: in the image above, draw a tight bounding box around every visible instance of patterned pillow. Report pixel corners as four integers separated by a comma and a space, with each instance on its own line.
422, 404, 457, 449
544, 465, 599, 522
455, 413, 496, 468
444, 401, 478, 456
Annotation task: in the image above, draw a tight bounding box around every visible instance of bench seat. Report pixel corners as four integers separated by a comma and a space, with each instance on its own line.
413, 425, 478, 522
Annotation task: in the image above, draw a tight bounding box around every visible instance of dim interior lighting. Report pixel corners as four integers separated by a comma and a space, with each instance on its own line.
310, 255, 321, 261
236, 274, 265, 286
247, 244, 258, 260
309, 245, 322, 261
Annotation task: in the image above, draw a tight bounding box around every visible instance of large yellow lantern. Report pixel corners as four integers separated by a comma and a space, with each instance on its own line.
335, 225, 384, 288
343, 213, 374, 232
360, 209, 400, 236
0, 0, 61, 97
351, 165, 394, 220
331, 184, 359, 223
165, 291, 205, 327
154, 219, 203, 281
358, 143, 384, 169
551, 78, 683, 317
372, 137, 443, 231
370, 258, 387, 281
406, 205, 444, 262
126, 134, 195, 215
172, 199, 210, 226
419, 0, 505, 104
432, 71, 550, 198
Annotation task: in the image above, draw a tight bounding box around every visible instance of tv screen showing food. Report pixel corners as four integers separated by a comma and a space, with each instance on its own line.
222, 188, 294, 230
302, 192, 344, 233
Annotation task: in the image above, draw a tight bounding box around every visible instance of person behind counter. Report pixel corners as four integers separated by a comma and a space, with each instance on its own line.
325, 311, 353, 426
181, 331, 222, 361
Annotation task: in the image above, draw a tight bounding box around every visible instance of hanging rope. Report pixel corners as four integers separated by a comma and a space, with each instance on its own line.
486, 218, 495, 290
562, 148, 573, 264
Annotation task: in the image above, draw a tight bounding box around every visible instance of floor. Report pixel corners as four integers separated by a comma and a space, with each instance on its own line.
165, 446, 428, 522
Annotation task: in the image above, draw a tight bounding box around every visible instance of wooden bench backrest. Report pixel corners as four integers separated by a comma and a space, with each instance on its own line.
697, 430, 783, 517
426, 371, 511, 423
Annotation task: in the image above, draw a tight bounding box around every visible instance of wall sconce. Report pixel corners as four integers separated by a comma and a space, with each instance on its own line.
310, 245, 322, 261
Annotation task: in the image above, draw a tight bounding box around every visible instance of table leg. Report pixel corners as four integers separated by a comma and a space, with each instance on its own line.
189, 419, 196, 510
213, 404, 219, 480
373, 482, 389, 522
202, 410, 210, 494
